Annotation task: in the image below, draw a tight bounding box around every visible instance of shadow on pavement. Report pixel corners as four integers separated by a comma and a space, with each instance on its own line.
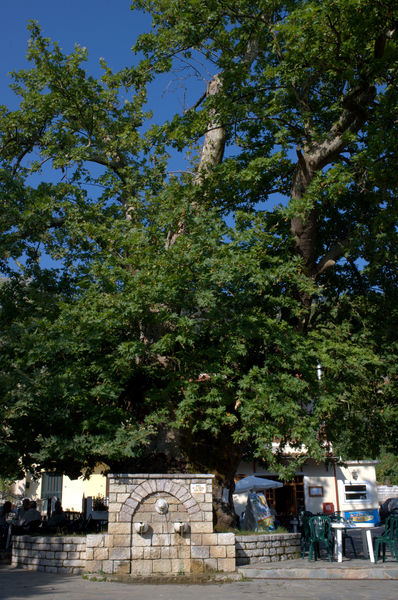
0, 565, 80, 600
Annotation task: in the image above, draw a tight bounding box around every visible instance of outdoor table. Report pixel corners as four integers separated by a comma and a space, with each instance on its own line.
331, 521, 375, 562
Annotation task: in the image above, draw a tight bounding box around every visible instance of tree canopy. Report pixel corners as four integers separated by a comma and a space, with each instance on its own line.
1, 0, 397, 526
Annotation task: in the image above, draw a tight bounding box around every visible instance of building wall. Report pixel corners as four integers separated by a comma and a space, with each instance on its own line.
377, 485, 398, 504
12, 459, 380, 517
335, 461, 379, 513
236, 459, 379, 515
302, 460, 338, 513
62, 471, 107, 512
11, 468, 107, 513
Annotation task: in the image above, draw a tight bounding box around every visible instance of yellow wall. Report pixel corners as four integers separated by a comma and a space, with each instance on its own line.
61, 477, 85, 512
11, 468, 107, 513
82, 473, 107, 501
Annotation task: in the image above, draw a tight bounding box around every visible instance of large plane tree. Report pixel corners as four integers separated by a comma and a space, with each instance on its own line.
1, 1, 397, 528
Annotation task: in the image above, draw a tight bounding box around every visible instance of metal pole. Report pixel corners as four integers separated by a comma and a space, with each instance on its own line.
333, 460, 341, 513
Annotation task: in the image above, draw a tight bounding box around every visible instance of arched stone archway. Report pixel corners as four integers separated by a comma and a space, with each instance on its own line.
119, 478, 202, 523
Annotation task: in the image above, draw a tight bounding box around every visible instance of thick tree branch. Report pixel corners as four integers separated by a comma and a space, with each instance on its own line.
88, 153, 127, 183
310, 85, 376, 170
193, 74, 226, 185
314, 239, 350, 279
291, 81, 376, 279
165, 39, 259, 250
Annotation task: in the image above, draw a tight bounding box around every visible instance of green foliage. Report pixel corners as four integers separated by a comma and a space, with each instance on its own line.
376, 451, 398, 486
92, 495, 108, 511
0, 2, 397, 493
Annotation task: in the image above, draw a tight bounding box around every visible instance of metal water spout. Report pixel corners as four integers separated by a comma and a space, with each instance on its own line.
173, 522, 189, 534
134, 522, 149, 534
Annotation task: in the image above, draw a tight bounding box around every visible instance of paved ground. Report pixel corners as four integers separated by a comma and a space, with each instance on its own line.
1, 566, 398, 600
238, 556, 398, 580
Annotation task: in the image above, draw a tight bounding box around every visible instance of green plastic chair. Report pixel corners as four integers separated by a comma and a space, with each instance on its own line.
298, 511, 313, 558
375, 515, 398, 563
308, 515, 333, 562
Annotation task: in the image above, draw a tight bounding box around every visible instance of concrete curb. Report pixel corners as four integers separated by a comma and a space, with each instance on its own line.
96, 571, 243, 584
237, 564, 398, 580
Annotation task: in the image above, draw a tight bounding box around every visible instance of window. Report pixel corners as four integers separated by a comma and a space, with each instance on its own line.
344, 483, 367, 502
41, 473, 63, 501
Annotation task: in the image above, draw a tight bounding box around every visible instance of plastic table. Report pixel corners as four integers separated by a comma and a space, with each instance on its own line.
331, 521, 375, 562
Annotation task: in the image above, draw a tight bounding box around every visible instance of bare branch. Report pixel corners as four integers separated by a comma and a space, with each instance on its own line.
183, 90, 207, 114
165, 37, 259, 248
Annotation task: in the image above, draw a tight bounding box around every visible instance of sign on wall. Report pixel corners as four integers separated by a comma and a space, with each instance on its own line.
190, 483, 206, 494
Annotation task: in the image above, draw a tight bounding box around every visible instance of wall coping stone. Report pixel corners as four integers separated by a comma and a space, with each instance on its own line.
236, 533, 298, 542
13, 535, 86, 544
108, 473, 214, 479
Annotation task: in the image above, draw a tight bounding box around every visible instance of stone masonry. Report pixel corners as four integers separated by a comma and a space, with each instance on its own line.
87, 473, 236, 575
11, 535, 87, 574
12, 474, 236, 576
235, 532, 301, 566
377, 485, 398, 504
11, 474, 299, 576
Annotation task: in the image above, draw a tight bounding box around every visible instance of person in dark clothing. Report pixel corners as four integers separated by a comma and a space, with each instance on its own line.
16, 498, 31, 523
18, 501, 41, 529
0, 501, 14, 548
46, 500, 68, 531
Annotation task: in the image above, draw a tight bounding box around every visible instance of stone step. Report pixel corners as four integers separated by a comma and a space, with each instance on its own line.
237, 558, 398, 580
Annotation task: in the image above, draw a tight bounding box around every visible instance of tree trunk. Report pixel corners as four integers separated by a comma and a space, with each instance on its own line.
290, 149, 317, 279
111, 424, 241, 530
194, 75, 226, 185
179, 428, 241, 531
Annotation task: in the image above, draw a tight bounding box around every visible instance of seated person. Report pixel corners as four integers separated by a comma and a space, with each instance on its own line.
46, 501, 68, 531
16, 498, 31, 522
14, 500, 42, 533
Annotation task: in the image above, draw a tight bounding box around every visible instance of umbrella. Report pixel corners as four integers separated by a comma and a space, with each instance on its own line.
234, 475, 283, 494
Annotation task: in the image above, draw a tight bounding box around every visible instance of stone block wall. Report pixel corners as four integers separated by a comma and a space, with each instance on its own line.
14, 475, 311, 576
11, 528, 301, 574
97, 473, 235, 575
11, 535, 87, 574
377, 485, 398, 504
235, 533, 301, 566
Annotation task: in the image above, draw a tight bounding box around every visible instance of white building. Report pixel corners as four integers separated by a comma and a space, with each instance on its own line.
235, 458, 380, 523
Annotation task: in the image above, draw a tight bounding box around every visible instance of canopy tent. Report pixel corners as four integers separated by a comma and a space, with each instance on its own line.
234, 475, 283, 494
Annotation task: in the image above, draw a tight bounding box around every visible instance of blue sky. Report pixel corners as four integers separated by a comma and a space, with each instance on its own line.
0, 1, 205, 120
1, 2, 147, 91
